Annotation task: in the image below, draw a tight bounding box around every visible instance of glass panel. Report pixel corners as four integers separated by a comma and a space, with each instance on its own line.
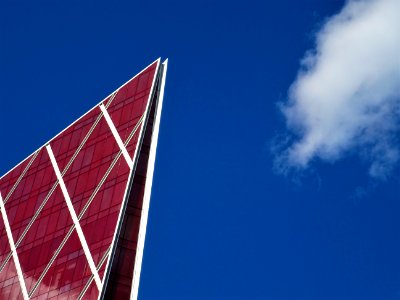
0, 60, 159, 298
0, 217, 24, 300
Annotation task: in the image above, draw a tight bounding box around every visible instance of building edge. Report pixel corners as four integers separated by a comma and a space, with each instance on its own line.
98, 59, 163, 299
0, 58, 161, 181
130, 59, 168, 300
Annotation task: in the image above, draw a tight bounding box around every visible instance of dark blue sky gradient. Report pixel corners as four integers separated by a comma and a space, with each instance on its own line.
1, 1, 400, 299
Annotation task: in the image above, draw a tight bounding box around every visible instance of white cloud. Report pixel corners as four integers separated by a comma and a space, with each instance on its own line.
278, 0, 400, 178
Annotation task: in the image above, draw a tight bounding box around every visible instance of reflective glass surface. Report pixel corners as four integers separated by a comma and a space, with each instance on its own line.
0, 60, 160, 299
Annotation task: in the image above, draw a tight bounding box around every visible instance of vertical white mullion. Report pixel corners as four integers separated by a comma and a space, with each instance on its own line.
130, 59, 168, 300
97, 59, 162, 300
46, 144, 102, 290
0, 193, 29, 300
99, 104, 133, 169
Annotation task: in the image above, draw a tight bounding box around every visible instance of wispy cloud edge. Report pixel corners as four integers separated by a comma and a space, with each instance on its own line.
276, 0, 400, 179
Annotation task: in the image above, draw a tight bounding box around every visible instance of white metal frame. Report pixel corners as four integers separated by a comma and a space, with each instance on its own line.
73, 109, 147, 300
0, 193, 29, 300
0, 101, 110, 274
130, 59, 168, 300
99, 104, 133, 169
98, 58, 162, 299
0, 59, 161, 181
46, 144, 102, 289
77, 246, 111, 300
0, 58, 166, 299
0, 91, 120, 275
28, 120, 142, 296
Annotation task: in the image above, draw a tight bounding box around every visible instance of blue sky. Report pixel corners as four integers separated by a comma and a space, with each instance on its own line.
1, 1, 400, 299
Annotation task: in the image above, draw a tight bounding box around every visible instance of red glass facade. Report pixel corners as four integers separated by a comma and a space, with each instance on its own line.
0, 59, 167, 300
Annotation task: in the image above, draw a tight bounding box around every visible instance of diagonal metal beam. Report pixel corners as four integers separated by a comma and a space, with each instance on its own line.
0, 91, 120, 274
46, 144, 102, 290
100, 104, 133, 169
27, 114, 145, 297
78, 246, 111, 300
0, 192, 29, 300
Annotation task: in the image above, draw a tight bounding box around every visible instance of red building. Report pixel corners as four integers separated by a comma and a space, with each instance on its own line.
0, 59, 168, 299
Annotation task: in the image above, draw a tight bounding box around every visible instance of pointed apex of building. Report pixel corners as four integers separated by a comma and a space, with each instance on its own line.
0, 59, 168, 300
